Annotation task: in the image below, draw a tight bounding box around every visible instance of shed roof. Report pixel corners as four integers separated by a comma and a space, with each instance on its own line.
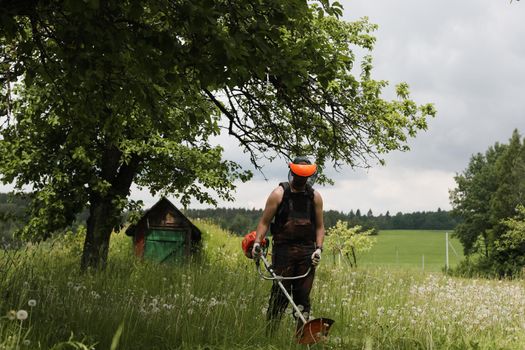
125, 197, 201, 238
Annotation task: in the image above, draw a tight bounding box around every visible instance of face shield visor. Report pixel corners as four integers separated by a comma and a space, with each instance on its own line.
288, 163, 319, 187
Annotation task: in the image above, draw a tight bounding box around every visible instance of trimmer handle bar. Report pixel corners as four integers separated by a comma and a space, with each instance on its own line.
256, 255, 311, 281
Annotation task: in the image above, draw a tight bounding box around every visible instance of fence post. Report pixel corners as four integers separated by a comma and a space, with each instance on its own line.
446, 231, 449, 272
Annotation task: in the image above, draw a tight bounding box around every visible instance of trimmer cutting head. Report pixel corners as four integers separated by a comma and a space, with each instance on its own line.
250, 246, 335, 345
296, 318, 335, 345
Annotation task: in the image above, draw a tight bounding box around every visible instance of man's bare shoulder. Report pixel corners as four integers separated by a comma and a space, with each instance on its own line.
263, 185, 284, 209
269, 185, 285, 200
313, 189, 323, 203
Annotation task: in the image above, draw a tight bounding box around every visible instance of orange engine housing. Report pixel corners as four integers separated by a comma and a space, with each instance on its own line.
241, 231, 267, 258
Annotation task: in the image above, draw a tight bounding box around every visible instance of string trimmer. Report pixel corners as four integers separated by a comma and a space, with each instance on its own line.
242, 231, 334, 345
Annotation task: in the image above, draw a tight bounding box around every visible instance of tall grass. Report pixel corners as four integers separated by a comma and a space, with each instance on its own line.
1, 223, 524, 349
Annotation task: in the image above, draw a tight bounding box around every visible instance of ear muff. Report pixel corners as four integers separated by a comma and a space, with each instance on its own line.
289, 163, 317, 177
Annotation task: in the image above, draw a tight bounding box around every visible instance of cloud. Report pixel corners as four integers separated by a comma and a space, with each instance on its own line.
131, 0, 525, 213
130, 165, 456, 215
5, 0, 525, 217
319, 166, 456, 214
344, 0, 525, 172
130, 179, 278, 211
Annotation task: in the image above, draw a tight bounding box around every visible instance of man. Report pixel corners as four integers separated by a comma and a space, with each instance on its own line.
252, 156, 325, 334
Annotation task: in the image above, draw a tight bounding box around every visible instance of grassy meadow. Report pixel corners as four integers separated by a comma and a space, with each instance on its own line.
1, 222, 524, 350
358, 230, 464, 271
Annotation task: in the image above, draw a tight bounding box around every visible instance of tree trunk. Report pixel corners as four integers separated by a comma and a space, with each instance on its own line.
80, 149, 139, 272
344, 253, 352, 268
80, 198, 118, 271
485, 233, 491, 258
350, 246, 357, 267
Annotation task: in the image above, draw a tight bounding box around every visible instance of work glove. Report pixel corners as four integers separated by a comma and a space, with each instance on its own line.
252, 242, 262, 259
311, 248, 322, 266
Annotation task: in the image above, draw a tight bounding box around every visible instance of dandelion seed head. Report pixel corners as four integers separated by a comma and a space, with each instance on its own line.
28, 299, 37, 307
16, 310, 28, 321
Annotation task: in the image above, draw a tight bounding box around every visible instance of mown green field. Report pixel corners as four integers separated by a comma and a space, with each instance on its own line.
358, 230, 464, 271
1, 222, 524, 350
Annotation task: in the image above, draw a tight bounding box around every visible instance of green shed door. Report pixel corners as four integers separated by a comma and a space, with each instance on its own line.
144, 229, 187, 263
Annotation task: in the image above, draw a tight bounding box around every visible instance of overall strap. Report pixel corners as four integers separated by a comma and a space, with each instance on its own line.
271, 182, 290, 233
305, 183, 315, 200
279, 182, 291, 200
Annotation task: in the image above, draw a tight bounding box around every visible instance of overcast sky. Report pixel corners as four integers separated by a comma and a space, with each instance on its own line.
131, 0, 525, 214
3, 0, 523, 215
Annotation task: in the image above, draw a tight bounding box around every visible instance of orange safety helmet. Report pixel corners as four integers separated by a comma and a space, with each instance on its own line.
288, 156, 318, 185
242, 231, 267, 258
289, 163, 317, 177
289, 156, 317, 177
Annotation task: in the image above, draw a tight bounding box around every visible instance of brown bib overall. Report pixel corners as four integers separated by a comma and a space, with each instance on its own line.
266, 182, 317, 333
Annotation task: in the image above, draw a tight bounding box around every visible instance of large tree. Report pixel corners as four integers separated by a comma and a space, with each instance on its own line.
490, 131, 525, 238
450, 130, 525, 275
450, 143, 506, 256
0, 0, 435, 270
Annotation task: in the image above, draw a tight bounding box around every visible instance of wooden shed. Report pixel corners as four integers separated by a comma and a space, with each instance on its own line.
125, 197, 201, 263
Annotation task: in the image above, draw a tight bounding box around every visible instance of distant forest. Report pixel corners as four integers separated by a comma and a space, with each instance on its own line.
184, 207, 460, 236
0, 193, 89, 245
0, 193, 29, 244
1, 193, 460, 242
